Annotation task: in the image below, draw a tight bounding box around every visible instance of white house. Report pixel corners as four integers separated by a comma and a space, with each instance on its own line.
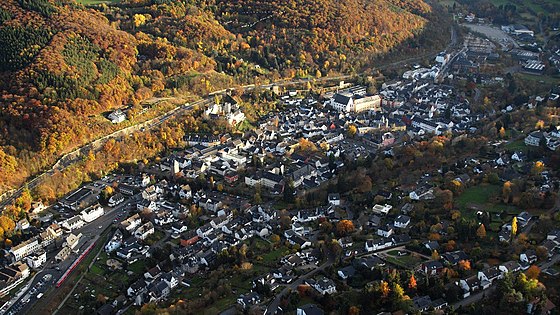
108, 109, 127, 124
372, 204, 392, 215
394, 215, 411, 228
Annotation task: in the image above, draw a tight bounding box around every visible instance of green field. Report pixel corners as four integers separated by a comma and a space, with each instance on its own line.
505, 139, 528, 153
457, 184, 501, 208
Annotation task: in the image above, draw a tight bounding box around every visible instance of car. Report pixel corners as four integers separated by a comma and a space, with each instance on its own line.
98, 225, 103, 229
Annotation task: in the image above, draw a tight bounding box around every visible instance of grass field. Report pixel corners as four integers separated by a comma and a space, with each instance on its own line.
505, 139, 528, 153
457, 184, 501, 209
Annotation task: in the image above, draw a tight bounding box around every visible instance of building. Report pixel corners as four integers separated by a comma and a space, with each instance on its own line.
80, 204, 104, 223
25, 250, 47, 269
0, 262, 30, 297
134, 222, 155, 240
121, 214, 142, 232
237, 291, 261, 309
297, 304, 325, 315
65, 233, 82, 250
329, 93, 381, 113
56, 246, 72, 262
61, 216, 85, 231
108, 109, 127, 124
60, 187, 98, 211
10, 237, 41, 262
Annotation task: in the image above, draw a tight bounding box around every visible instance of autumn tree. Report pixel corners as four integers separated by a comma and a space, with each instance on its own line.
431, 249, 440, 260
380, 280, 390, 298
503, 181, 512, 202
476, 224, 487, 239
347, 125, 358, 138
526, 265, 540, 279
512, 217, 518, 237
532, 161, 545, 174
499, 127, 506, 138
458, 260, 471, 271
336, 220, 355, 236
408, 274, 417, 290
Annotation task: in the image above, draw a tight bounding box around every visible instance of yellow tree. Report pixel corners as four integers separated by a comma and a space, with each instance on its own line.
347, 125, 357, 138
512, 217, 518, 237
532, 161, 545, 174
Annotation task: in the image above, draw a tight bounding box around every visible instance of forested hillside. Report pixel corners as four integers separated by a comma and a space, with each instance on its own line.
0, 0, 450, 197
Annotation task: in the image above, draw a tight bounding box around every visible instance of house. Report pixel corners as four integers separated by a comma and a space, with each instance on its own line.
421, 261, 444, 276
365, 238, 393, 252
441, 250, 469, 265
520, 250, 537, 264
80, 204, 104, 223
328, 193, 341, 206
297, 304, 324, 315
108, 193, 124, 207
127, 279, 147, 297
237, 291, 261, 309
413, 295, 433, 312
134, 222, 155, 240
372, 204, 392, 215
355, 256, 385, 270
460, 276, 481, 297
338, 236, 353, 249
478, 266, 503, 286
61, 215, 85, 231
525, 131, 544, 146
516, 211, 532, 227
394, 215, 411, 228
308, 277, 337, 295
499, 261, 522, 273
425, 241, 440, 252
409, 185, 435, 200
377, 224, 394, 237
121, 214, 142, 233
337, 265, 356, 280
108, 109, 126, 123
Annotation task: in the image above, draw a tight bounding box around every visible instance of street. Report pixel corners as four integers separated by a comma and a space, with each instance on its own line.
3, 193, 134, 315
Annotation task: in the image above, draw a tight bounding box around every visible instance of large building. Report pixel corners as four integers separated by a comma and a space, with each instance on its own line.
329, 93, 381, 113
10, 237, 41, 262
80, 204, 104, 223
0, 262, 30, 297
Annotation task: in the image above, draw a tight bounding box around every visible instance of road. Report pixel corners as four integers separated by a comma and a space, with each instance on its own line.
4, 193, 134, 315
265, 254, 335, 315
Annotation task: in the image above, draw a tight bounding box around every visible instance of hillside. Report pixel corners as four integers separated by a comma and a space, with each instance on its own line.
0, 0, 449, 198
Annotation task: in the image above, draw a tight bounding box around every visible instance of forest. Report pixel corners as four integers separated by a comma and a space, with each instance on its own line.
0, 0, 450, 221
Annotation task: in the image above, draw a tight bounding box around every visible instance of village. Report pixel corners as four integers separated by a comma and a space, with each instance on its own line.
1, 22, 560, 315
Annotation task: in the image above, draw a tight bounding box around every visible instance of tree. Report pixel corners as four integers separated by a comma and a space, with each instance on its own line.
526, 265, 540, 279
476, 224, 487, 239
532, 161, 545, 174
512, 217, 518, 237
499, 127, 506, 138
408, 274, 417, 290
458, 260, 471, 271
380, 280, 390, 298
336, 220, 355, 236
270, 234, 281, 244
502, 181, 512, 202
431, 250, 440, 260
347, 125, 357, 138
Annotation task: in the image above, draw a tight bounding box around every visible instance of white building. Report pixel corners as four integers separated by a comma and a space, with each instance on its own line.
80, 204, 104, 223
108, 109, 127, 124
10, 237, 42, 262
61, 216, 85, 231
65, 233, 82, 250
25, 250, 47, 269
134, 222, 155, 240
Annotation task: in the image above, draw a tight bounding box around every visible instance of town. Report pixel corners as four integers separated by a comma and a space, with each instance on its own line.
1, 6, 560, 315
